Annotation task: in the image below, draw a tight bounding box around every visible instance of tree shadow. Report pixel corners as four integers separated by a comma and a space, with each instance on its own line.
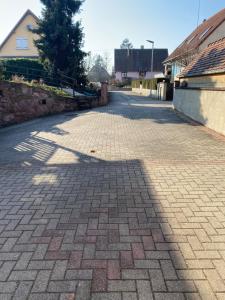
0, 92, 224, 298
92, 91, 199, 125
0, 155, 202, 299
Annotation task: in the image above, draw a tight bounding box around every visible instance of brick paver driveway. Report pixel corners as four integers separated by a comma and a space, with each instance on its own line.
0, 91, 225, 300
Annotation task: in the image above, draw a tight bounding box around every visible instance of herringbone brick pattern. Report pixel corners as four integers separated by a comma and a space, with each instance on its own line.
0, 92, 225, 299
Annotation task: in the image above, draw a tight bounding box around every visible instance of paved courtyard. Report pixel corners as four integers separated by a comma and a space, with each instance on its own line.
0, 91, 225, 300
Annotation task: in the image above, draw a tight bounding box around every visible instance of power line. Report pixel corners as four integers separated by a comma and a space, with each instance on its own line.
197, 0, 201, 27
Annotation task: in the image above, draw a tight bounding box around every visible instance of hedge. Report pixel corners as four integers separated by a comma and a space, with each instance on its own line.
131, 80, 141, 89
0, 58, 47, 82
132, 78, 169, 91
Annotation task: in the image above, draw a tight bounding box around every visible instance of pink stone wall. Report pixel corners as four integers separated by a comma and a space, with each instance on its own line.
0, 81, 108, 127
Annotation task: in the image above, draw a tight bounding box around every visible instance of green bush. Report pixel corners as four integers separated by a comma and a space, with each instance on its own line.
0, 58, 47, 82
132, 78, 169, 90
131, 80, 141, 88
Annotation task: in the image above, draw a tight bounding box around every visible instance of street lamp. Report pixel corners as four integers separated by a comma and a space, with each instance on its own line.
146, 40, 154, 77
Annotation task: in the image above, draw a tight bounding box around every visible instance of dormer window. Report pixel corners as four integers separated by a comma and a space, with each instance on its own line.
16, 38, 28, 50
27, 24, 34, 30
187, 35, 196, 44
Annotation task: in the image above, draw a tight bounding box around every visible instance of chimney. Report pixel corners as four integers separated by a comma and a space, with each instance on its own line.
141, 45, 144, 49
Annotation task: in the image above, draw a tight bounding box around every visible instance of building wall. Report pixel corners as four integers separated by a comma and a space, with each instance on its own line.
0, 14, 39, 58
115, 71, 164, 82
174, 87, 225, 136
165, 21, 225, 82
132, 82, 167, 100
171, 63, 185, 82
181, 74, 225, 88
200, 21, 225, 50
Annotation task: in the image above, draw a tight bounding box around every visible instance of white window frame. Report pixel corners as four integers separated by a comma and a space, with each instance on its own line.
16, 37, 29, 50
199, 27, 211, 40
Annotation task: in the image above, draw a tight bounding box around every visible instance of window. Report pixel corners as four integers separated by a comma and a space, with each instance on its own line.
122, 72, 127, 78
27, 24, 34, 30
139, 71, 146, 78
16, 38, 28, 50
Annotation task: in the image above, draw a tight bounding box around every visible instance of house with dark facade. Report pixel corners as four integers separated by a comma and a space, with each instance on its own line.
114, 48, 168, 82
164, 8, 225, 82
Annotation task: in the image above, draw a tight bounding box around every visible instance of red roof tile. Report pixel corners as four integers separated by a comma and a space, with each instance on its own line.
164, 8, 225, 63
179, 38, 225, 77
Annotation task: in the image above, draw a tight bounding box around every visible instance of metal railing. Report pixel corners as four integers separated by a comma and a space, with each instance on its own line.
0, 63, 78, 96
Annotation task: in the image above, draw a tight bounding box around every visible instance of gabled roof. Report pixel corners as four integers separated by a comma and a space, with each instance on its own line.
164, 8, 225, 63
0, 9, 39, 50
179, 38, 225, 78
115, 48, 168, 73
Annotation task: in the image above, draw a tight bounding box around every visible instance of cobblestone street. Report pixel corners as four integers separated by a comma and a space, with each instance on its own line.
0, 91, 225, 299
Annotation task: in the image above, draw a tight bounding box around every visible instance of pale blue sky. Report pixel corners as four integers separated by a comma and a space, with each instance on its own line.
0, 0, 225, 60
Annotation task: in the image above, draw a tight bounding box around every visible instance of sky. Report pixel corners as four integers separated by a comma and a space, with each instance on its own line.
0, 0, 225, 68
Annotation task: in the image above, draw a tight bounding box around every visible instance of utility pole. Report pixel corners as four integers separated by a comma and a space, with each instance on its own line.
147, 40, 154, 77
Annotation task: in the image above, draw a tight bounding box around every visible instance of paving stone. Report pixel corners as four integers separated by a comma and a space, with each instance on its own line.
66, 269, 93, 280
154, 293, 185, 300
1, 91, 225, 300
32, 270, 51, 292
92, 269, 107, 292
29, 294, 60, 300
76, 280, 91, 300
107, 260, 120, 280
122, 292, 138, 300
14, 281, 33, 300
8, 270, 37, 281
137, 280, 153, 300
149, 269, 167, 292
0, 282, 17, 293
134, 259, 160, 269
91, 293, 121, 300
122, 269, 149, 279
108, 280, 136, 292
0, 261, 15, 281
59, 293, 75, 300
0, 294, 12, 300
51, 260, 68, 280
48, 281, 77, 293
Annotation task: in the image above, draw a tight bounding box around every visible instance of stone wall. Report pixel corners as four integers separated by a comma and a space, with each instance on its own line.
99, 82, 109, 106
132, 82, 168, 100
132, 87, 158, 98
174, 88, 225, 136
0, 81, 108, 127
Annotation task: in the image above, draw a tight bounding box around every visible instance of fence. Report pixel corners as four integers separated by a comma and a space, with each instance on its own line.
0, 61, 81, 97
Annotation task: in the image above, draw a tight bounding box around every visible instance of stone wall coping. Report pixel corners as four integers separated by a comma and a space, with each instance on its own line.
175, 87, 225, 92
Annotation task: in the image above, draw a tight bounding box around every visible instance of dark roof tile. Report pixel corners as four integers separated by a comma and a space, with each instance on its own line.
114, 48, 168, 73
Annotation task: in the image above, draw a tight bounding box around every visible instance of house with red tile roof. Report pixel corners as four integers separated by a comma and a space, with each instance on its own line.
164, 8, 225, 82
173, 38, 225, 136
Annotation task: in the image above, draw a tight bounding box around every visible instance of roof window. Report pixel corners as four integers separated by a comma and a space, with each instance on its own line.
187, 35, 196, 44
199, 27, 211, 39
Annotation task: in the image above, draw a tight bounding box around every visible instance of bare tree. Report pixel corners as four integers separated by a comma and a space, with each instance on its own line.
102, 51, 111, 73
88, 54, 110, 83
84, 52, 95, 74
